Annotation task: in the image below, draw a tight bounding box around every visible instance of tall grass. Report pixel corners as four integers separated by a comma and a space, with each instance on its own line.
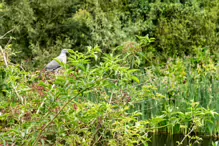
132, 62, 219, 135
77, 55, 219, 135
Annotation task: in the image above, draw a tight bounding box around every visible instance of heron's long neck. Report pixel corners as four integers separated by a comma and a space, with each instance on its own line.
59, 53, 66, 57
58, 53, 67, 63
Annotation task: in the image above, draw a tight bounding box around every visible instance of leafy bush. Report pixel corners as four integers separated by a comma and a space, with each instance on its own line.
148, 1, 219, 56
0, 45, 218, 145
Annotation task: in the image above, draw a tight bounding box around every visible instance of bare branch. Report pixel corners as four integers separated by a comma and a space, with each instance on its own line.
0, 29, 14, 40
0, 45, 9, 67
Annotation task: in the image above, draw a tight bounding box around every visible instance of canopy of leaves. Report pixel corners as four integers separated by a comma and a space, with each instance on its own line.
1, 0, 218, 69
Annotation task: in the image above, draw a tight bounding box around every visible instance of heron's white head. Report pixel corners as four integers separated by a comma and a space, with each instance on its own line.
61, 49, 68, 54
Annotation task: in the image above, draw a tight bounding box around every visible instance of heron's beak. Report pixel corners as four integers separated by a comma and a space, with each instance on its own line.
66, 49, 71, 55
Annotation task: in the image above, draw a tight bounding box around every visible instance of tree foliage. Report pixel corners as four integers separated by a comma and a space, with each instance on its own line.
1, 0, 219, 68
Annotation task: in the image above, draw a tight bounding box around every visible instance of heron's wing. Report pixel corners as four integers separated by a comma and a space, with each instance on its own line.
45, 59, 61, 71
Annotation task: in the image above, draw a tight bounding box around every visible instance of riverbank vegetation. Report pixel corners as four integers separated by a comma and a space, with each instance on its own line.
0, 0, 219, 145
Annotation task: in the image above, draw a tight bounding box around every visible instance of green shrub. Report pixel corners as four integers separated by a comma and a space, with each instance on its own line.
0, 45, 218, 145
148, 1, 219, 56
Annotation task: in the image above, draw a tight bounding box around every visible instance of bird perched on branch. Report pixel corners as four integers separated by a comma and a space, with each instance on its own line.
45, 49, 68, 72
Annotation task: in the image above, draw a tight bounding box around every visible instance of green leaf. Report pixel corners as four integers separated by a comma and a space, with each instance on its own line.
131, 76, 140, 83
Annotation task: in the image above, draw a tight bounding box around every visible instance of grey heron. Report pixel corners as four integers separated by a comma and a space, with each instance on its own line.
45, 49, 68, 72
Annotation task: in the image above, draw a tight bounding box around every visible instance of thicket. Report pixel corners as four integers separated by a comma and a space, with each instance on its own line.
0, 0, 219, 145
0, 44, 218, 145
1, 0, 219, 68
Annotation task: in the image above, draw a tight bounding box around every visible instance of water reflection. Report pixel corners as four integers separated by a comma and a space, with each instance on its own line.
148, 134, 218, 146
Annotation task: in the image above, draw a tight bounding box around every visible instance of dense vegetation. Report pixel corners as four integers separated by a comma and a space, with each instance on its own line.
0, 0, 219, 145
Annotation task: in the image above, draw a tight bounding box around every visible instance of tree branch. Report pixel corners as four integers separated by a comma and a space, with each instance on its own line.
0, 29, 14, 40
0, 46, 8, 67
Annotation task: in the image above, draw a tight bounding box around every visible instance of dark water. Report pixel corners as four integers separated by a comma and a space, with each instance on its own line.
148, 134, 219, 146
